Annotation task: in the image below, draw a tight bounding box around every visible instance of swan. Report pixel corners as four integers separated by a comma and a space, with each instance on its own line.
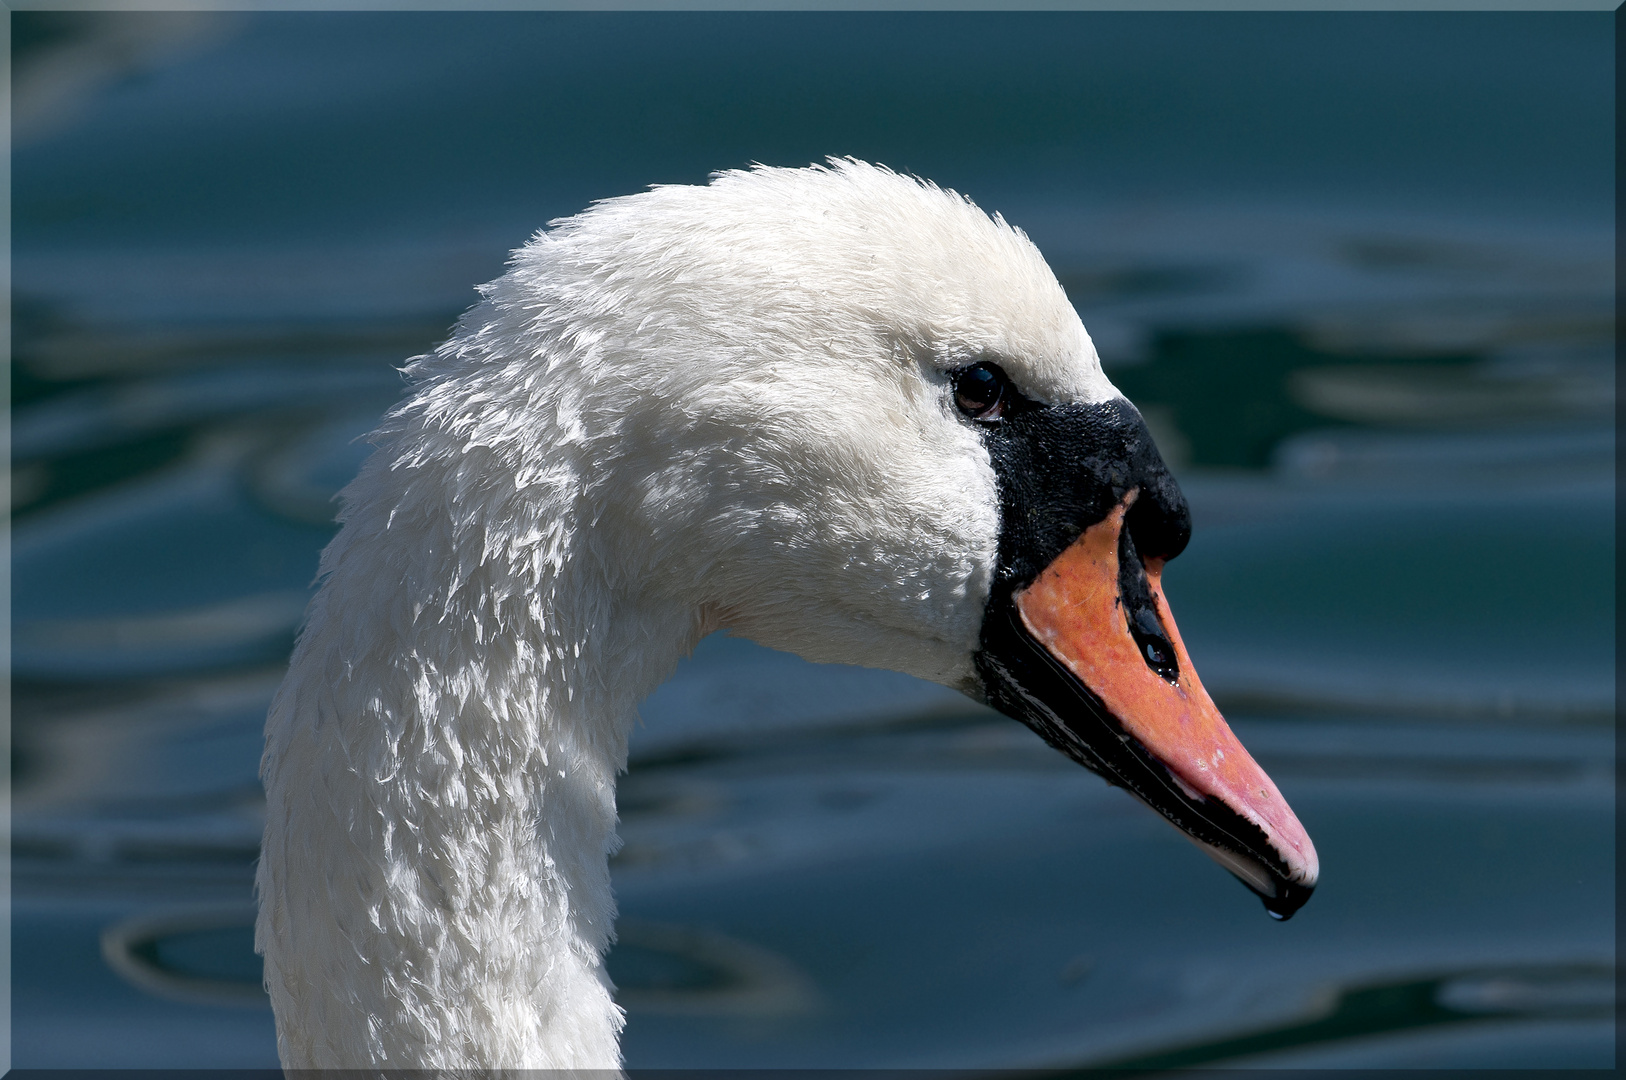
256, 160, 1318, 1070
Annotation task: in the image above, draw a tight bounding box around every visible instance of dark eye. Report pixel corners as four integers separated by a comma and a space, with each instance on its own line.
954, 362, 1007, 420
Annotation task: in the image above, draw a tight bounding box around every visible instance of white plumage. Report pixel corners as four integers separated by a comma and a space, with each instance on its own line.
257, 160, 1118, 1068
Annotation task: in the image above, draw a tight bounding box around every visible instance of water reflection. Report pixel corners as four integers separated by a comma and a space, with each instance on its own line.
10, 11, 1614, 1072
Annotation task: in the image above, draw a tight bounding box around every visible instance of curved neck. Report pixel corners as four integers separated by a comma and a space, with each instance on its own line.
257, 440, 704, 1069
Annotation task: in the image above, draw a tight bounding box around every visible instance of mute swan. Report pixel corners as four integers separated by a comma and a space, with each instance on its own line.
257, 160, 1318, 1070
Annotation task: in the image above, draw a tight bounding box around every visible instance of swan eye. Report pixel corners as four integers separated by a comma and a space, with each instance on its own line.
954, 362, 1007, 420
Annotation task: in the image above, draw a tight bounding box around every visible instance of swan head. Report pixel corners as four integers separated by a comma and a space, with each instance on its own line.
416, 159, 1317, 917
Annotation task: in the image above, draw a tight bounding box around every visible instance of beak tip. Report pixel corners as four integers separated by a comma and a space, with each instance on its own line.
1259, 876, 1316, 921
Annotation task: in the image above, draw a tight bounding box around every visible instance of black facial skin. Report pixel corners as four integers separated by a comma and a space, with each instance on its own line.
972, 386, 1190, 603
957, 366, 1313, 920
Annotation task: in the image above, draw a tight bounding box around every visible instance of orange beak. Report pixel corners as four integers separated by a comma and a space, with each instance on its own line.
1011, 491, 1319, 916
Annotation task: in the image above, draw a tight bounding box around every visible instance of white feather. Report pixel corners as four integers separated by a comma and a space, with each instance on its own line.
257, 159, 1119, 1069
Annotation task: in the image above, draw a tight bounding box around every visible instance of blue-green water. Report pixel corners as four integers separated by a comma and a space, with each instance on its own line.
10, 11, 1614, 1070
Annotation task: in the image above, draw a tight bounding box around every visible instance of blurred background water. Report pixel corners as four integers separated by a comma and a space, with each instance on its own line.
9, 9, 1615, 1071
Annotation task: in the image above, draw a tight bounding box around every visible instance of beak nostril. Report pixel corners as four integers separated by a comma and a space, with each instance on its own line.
1119, 521, 1181, 684
1129, 616, 1179, 683
1132, 609, 1173, 667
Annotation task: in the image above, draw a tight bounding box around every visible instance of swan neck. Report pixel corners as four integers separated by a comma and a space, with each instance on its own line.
257, 456, 701, 1069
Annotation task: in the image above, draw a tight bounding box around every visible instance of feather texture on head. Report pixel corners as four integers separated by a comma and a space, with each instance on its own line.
257, 159, 1313, 1071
